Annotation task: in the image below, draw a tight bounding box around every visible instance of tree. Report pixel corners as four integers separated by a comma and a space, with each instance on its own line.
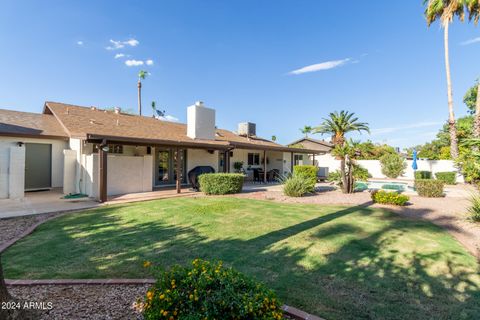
271, 135, 277, 142
463, 80, 480, 138
331, 139, 363, 193
314, 110, 370, 146
300, 126, 313, 138
137, 70, 148, 116
424, 0, 472, 159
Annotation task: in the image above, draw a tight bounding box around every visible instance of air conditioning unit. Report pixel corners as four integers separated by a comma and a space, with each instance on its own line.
238, 122, 256, 137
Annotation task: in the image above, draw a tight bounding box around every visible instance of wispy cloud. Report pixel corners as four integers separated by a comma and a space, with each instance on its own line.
106, 38, 139, 50
76, 41, 84, 46
146, 59, 154, 66
289, 58, 351, 75
371, 121, 443, 135
125, 59, 144, 67
114, 53, 126, 59
460, 37, 480, 45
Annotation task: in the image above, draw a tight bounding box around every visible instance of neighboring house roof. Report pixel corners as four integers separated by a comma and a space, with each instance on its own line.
287, 137, 333, 153
34, 101, 318, 153
0, 109, 68, 139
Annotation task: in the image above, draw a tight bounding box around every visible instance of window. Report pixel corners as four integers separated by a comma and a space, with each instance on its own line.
294, 154, 303, 165
247, 153, 260, 165
93, 144, 123, 154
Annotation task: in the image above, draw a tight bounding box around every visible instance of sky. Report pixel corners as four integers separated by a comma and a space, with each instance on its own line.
1, 1, 480, 149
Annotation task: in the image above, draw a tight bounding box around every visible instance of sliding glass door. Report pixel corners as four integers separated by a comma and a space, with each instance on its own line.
155, 148, 187, 186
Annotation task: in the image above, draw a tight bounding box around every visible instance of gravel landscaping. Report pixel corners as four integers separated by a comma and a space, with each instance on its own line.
7, 284, 148, 320
0, 212, 59, 246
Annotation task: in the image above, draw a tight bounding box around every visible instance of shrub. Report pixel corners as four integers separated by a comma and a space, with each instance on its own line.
371, 190, 409, 206
435, 172, 456, 185
283, 174, 313, 197
327, 170, 342, 184
199, 173, 244, 195
353, 164, 370, 181
293, 165, 317, 191
468, 193, 480, 222
415, 179, 444, 197
414, 170, 432, 180
380, 153, 406, 178
141, 259, 283, 320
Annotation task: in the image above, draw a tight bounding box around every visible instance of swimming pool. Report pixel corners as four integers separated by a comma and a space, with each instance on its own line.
355, 180, 413, 193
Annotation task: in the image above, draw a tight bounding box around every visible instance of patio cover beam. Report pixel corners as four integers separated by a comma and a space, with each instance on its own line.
98, 139, 108, 203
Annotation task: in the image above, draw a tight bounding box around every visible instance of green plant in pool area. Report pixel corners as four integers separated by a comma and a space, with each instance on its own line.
379, 153, 407, 178
435, 172, 456, 185
199, 173, 244, 195
415, 170, 432, 180
468, 193, 480, 222
415, 179, 444, 198
371, 190, 409, 206
283, 174, 312, 197
293, 165, 317, 192
141, 259, 283, 320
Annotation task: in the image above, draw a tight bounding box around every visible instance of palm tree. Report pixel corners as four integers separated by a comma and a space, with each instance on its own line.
300, 126, 313, 138
151, 101, 156, 118
467, 1, 480, 138
424, 0, 470, 159
137, 70, 148, 116
314, 110, 369, 146
271, 135, 277, 142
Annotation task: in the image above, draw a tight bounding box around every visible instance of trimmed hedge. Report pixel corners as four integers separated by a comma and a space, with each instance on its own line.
435, 171, 456, 185
415, 179, 444, 197
199, 173, 244, 195
371, 190, 409, 206
414, 170, 432, 180
293, 165, 317, 191
141, 259, 283, 319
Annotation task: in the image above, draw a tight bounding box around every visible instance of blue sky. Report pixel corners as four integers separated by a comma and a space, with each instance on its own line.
1, 1, 479, 148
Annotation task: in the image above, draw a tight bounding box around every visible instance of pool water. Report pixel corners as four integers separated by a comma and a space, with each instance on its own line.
355, 180, 412, 193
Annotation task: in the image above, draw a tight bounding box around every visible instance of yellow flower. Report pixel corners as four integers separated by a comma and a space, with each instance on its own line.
163, 310, 168, 316
143, 261, 152, 268
189, 294, 194, 300
146, 291, 154, 300
173, 310, 178, 316
160, 294, 165, 300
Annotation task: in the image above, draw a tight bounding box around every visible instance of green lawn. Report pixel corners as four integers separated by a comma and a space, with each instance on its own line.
3, 197, 480, 319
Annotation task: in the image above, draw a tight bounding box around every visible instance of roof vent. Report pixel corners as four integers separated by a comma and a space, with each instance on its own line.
238, 122, 256, 137
195, 101, 204, 107
90, 106, 97, 111
114, 107, 121, 114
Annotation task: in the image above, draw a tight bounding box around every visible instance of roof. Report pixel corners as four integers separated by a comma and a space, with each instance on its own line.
287, 137, 333, 152
0, 109, 68, 139
39, 102, 319, 153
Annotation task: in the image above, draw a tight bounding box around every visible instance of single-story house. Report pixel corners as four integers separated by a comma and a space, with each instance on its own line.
0, 101, 319, 202
287, 137, 333, 166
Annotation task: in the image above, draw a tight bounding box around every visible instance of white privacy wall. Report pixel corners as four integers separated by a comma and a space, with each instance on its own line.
314, 154, 464, 182
187, 149, 219, 173
84, 154, 153, 198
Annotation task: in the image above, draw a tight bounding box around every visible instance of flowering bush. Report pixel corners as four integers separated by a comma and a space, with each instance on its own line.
140, 259, 283, 320
371, 190, 409, 206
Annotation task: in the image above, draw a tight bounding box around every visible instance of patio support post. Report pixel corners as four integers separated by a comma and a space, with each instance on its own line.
290, 152, 294, 173
99, 139, 108, 203
223, 150, 228, 173
312, 153, 315, 166
263, 150, 267, 183
175, 148, 181, 194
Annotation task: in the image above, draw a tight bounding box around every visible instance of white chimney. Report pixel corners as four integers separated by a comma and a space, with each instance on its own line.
187, 101, 216, 140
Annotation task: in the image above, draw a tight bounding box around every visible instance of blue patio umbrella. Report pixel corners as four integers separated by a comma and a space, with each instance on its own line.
412, 149, 418, 171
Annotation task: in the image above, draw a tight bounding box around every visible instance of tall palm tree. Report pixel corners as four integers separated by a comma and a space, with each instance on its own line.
300, 126, 313, 138
137, 70, 148, 116
314, 110, 369, 146
424, 0, 469, 159
467, 1, 480, 137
